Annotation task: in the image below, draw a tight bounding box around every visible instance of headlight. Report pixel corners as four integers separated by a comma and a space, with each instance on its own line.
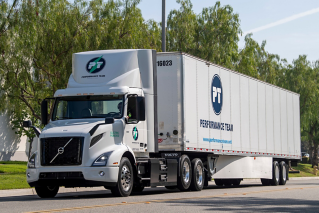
91, 151, 113, 167
28, 152, 37, 168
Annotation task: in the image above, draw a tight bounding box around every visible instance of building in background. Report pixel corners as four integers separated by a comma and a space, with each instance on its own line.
0, 113, 29, 161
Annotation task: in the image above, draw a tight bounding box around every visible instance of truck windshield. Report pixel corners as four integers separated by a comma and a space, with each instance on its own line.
52, 95, 124, 120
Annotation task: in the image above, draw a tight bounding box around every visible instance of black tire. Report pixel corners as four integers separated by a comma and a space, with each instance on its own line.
165, 186, 177, 190
190, 158, 204, 191
232, 179, 241, 186
223, 179, 232, 186
214, 179, 223, 186
271, 161, 280, 186
35, 186, 59, 198
177, 155, 192, 191
261, 178, 271, 186
111, 157, 133, 197
279, 161, 287, 185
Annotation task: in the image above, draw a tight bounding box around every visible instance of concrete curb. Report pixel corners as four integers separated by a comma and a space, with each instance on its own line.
0, 177, 318, 198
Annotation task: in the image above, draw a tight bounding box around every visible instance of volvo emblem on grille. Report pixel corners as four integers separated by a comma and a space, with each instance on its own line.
50, 138, 73, 163
58, 147, 64, 154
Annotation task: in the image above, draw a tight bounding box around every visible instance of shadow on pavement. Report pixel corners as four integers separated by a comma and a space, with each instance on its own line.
166, 197, 319, 212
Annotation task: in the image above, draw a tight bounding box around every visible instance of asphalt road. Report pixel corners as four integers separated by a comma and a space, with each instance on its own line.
0, 179, 319, 213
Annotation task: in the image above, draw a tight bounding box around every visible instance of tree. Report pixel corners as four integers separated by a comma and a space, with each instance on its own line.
167, 1, 241, 70
0, 0, 161, 142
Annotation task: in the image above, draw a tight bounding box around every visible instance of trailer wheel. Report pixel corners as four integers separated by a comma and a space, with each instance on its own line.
261, 178, 271, 186
190, 158, 204, 191
177, 155, 192, 191
223, 179, 232, 186
232, 179, 241, 186
271, 161, 280, 186
279, 161, 287, 185
214, 179, 223, 186
111, 157, 133, 197
35, 186, 59, 198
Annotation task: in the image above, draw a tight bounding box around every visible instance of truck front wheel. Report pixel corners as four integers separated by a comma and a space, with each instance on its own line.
111, 157, 133, 197
35, 186, 59, 198
177, 155, 192, 191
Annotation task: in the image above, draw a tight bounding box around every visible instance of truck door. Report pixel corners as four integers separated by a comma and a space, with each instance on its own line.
124, 96, 146, 152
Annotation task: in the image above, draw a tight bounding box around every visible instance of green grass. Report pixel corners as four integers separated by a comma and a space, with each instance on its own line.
0, 161, 30, 190
290, 163, 318, 177
0, 174, 30, 190
0, 164, 28, 174
0, 161, 317, 190
0, 161, 27, 165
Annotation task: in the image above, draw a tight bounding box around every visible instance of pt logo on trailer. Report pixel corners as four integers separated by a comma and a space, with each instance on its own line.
132, 127, 138, 141
211, 74, 223, 115
86, 56, 106, 73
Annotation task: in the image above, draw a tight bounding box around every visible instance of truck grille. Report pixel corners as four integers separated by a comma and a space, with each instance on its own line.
41, 137, 84, 166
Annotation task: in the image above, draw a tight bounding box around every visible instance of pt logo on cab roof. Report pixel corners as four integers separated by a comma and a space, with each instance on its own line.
86, 56, 106, 73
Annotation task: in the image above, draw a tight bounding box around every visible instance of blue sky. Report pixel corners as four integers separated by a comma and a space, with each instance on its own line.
138, 0, 319, 64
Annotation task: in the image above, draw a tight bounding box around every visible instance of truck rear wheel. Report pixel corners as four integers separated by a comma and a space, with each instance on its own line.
177, 155, 192, 191
190, 158, 204, 191
279, 161, 287, 185
271, 161, 280, 186
35, 186, 59, 198
111, 157, 133, 197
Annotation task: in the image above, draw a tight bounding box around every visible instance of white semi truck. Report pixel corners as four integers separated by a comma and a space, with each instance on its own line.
24, 49, 301, 198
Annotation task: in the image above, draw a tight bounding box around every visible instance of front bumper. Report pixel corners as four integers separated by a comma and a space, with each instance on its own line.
26, 166, 119, 188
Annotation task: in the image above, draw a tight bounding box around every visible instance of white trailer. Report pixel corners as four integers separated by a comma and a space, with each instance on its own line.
24, 50, 301, 198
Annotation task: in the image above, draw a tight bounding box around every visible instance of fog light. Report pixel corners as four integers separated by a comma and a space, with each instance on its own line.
99, 171, 105, 176
27, 173, 31, 178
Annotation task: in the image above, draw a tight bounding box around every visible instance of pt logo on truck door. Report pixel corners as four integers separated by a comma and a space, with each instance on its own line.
86, 56, 106, 73
211, 74, 223, 115
132, 127, 138, 141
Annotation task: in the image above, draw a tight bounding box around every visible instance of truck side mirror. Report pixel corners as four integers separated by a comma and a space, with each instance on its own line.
23, 120, 32, 128
105, 117, 114, 124
41, 100, 48, 125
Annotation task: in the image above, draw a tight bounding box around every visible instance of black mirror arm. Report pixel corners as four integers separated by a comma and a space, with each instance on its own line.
31, 126, 41, 137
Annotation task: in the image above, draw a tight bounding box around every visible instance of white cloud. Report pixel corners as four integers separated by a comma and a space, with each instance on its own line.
243, 7, 319, 36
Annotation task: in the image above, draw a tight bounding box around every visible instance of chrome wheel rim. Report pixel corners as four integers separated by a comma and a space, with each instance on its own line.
275, 165, 280, 182
121, 165, 132, 191
183, 161, 190, 183
196, 164, 203, 186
